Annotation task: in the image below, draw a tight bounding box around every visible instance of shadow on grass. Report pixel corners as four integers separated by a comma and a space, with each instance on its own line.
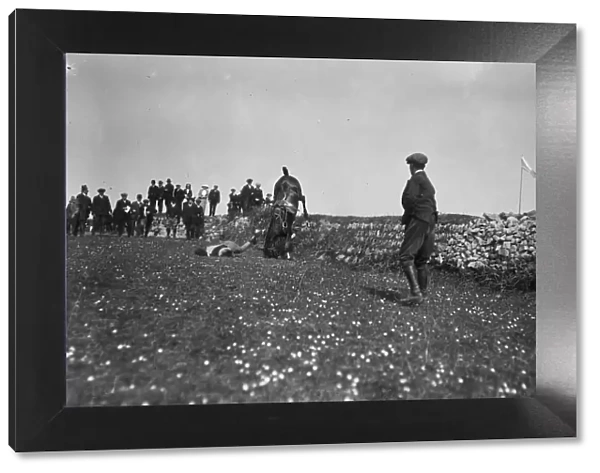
362, 285, 404, 303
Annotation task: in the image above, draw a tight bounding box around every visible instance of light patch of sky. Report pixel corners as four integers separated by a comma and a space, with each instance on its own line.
66, 54, 535, 216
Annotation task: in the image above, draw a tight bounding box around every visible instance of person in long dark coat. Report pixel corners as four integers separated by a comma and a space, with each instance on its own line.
208, 185, 221, 217
182, 196, 197, 240
143, 198, 156, 237
147, 180, 159, 212
163, 178, 175, 210
114, 192, 133, 237
157, 180, 166, 214
398, 152, 438, 305
174, 184, 186, 216
251, 182, 264, 209
73, 185, 92, 236
240, 179, 254, 215
192, 197, 205, 239
130, 194, 145, 236
91, 187, 112, 235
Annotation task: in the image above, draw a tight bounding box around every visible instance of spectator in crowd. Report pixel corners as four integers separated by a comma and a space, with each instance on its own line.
131, 194, 144, 236
148, 179, 159, 212
265, 193, 274, 206
184, 183, 194, 199
164, 178, 174, 210
240, 178, 254, 215
227, 187, 239, 220
157, 180, 166, 214
73, 185, 92, 236
192, 197, 205, 239
114, 192, 133, 237
208, 185, 221, 217
252, 182, 264, 208
66, 196, 79, 235
182, 196, 195, 240
164, 200, 179, 238
198, 185, 210, 216
143, 198, 156, 237
194, 233, 258, 257
174, 183, 186, 214
398, 152, 438, 305
91, 187, 112, 235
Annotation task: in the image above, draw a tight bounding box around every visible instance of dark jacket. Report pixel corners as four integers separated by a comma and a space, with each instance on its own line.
182, 201, 195, 224
131, 200, 144, 220
114, 198, 133, 221
164, 183, 174, 199
148, 185, 159, 200
251, 188, 264, 206
157, 185, 165, 199
401, 170, 438, 225
92, 194, 112, 216
191, 204, 204, 225
76, 193, 92, 218
174, 188, 186, 204
208, 189, 221, 203
240, 184, 253, 209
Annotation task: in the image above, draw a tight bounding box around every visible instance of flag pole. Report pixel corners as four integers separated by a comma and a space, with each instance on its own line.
518, 165, 524, 215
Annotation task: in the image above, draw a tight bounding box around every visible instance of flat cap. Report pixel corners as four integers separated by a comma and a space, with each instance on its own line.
405, 152, 428, 165
98, 188, 106, 192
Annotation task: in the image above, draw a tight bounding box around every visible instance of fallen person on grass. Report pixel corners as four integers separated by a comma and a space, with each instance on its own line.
194, 234, 258, 257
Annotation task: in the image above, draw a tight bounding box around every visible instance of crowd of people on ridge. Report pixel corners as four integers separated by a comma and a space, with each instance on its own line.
66, 176, 276, 240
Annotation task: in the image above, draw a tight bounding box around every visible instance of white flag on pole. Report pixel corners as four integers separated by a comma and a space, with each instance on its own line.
521, 156, 537, 178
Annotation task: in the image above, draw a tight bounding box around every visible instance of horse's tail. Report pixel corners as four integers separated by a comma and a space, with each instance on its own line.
282, 166, 289, 176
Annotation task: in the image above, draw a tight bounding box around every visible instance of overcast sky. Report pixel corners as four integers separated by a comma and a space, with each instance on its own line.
66, 54, 536, 216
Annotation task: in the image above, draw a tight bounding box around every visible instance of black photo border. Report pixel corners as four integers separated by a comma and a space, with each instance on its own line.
9, 9, 577, 452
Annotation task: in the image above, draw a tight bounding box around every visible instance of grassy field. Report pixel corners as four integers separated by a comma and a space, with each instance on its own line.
66, 233, 535, 406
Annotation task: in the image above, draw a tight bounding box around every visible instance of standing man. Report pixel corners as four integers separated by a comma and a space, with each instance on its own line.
240, 178, 254, 215
164, 178, 174, 210
192, 197, 205, 239
143, 198, 156, 237
252, 182, 264, 208
265, 193, 274, 207
157, 180, 166, 214
174, 183, 186, 215
182, 196, 195, 240
91, 187, 112, 235
398, 152, 438, 305
208, 185, 221, 217
148, 179, 159, 212
73, 185, 92, 236
114, 192, 133, 237
131, 194, 145, 236
66, 196, 79, 235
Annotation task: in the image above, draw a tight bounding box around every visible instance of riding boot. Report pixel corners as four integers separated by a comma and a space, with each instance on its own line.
399, 264, 423, 305
417, 266, 429, 299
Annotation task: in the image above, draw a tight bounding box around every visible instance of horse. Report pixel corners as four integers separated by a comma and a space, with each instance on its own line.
263, 166, 309, 259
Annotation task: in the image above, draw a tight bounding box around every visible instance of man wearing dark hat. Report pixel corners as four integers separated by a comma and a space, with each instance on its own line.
114, 192, 133, 237
398, 152, 438, 305
147, 179, 159, 212
251, 182, 264, 209
208, 185, 221, 217
182, 195, 196, 240
157, 180, 166, 214
174, 184, 186, 216
73, 184, 92, 236
91, 187, 112, 235
164, 178, 175, 211
130, 194, 145, 236
240, 178, 254, 215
